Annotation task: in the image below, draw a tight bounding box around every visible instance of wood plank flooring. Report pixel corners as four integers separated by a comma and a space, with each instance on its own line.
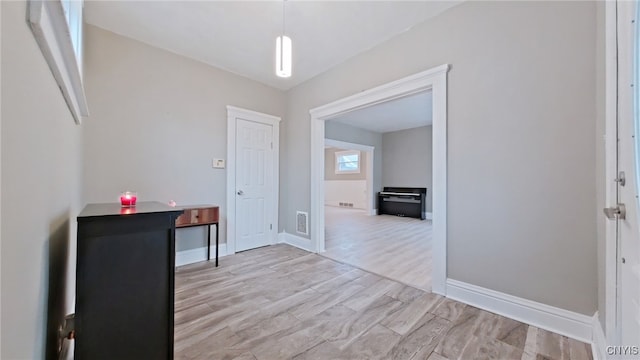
174, 244, 592, 360
323, 206, 432, 291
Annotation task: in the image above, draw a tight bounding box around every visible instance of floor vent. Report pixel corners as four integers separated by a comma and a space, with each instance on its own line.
296, 211, 308, 235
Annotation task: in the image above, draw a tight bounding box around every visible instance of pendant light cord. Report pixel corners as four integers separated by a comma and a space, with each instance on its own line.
282, 0, 286, 37
276, 0, 290, 77
279, 0, 285, 72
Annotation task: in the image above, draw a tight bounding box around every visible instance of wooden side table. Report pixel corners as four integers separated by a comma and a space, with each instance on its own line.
175, 205, 220, 266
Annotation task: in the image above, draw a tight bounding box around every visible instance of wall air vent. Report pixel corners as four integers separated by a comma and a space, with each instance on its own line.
296, 211, 309, 235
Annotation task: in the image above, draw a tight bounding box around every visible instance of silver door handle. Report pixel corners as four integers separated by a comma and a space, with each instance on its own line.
237, 190, 244, 195
604, 203, 626, 220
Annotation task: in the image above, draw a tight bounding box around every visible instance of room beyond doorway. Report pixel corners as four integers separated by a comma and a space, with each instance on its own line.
321, 89, 434, 291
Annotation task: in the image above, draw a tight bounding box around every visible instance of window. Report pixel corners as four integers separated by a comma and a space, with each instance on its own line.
61, 0, 84, 70
335, 150, 361, 174
29, 0, 88, 124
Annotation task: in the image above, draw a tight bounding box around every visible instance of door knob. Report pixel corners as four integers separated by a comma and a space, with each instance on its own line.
237, 190, 244, 195
603, 203, 626, 220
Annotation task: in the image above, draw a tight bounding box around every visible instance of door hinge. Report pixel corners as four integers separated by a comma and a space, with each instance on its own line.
615, 171, 626, 186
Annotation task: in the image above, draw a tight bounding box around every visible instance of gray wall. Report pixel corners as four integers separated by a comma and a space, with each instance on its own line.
325, 148, 367, 181
284, 1, 597, 315
1, 2, 84, 358
83, 25, 286, 251
382, 126, 433, 213
325, 121, 383, 195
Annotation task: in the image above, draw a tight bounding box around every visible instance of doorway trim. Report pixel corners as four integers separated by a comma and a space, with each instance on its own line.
226, 106, 281, 255
324, 139, 375, 215
604, 0, 619, 346
309, 64, 450, 295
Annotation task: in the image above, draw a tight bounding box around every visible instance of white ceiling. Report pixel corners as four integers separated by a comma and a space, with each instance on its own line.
329, 91, 432, 133
84, 1, 461, 90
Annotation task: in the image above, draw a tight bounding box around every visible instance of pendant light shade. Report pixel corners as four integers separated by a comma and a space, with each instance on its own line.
276, 0, 291, 78
276, 35, 292, 78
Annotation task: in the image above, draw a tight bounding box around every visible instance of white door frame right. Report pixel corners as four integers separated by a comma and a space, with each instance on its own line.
309, 64, 450, 295
604, 0, 620, 345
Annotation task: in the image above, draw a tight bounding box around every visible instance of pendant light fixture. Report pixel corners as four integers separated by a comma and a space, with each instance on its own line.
276, 0, 292, 78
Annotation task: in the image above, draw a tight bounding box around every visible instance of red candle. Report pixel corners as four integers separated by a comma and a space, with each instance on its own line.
120, 191, 137, 207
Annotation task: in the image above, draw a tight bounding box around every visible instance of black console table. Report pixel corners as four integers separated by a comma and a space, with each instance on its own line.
378, 187, 427, 220
75, 202, 183, 359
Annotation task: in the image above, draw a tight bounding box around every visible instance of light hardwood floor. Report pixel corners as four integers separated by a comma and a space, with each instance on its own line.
174, 244, 592, 360
323, 206, 432, 291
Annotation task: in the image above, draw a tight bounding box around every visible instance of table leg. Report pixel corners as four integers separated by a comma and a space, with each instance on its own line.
207, 225, 211, 261
215, 223, 219, 267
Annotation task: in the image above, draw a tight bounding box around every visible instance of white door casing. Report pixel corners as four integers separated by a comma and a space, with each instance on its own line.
618, 0, 640, 347
605, 0, 619, 344
605, 0, 640, 347
227, 106, 280, 254
310, 64, 449, 295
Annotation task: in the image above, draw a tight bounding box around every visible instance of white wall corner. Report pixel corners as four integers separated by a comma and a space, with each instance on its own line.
591, 312, 607, 360
278, 231, 313, 252
446, 279, 594, 344
425, 212, 433, 220
175, 244, 228, 267
369, 208, 378, 216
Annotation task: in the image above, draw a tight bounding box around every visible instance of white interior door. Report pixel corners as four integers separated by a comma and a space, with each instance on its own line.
235, 118, 273, 252
612, 0, 640, 347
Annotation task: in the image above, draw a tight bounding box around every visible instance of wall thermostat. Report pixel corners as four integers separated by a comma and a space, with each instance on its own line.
212, 159, 225, 169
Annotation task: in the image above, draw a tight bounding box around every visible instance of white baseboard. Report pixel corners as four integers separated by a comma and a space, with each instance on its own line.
278, 231, 313, 252
325, 202, 366, 210
446, 279, 593, 343
175, 244, 228, 267
591, 312, 607, 360
426, 212, 433, 220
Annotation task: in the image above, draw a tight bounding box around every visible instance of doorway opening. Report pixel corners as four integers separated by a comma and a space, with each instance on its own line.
323, 109, 434, 291
321, 93, 433, 291
309, 64, 450, 294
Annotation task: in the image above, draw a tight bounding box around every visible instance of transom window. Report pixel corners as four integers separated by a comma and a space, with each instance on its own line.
61, 0, 84, 70
335, 150, 361, 174
29, 0, 88, 124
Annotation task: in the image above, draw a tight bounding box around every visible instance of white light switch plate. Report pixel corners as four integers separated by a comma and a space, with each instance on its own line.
212, 159, 225, 169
